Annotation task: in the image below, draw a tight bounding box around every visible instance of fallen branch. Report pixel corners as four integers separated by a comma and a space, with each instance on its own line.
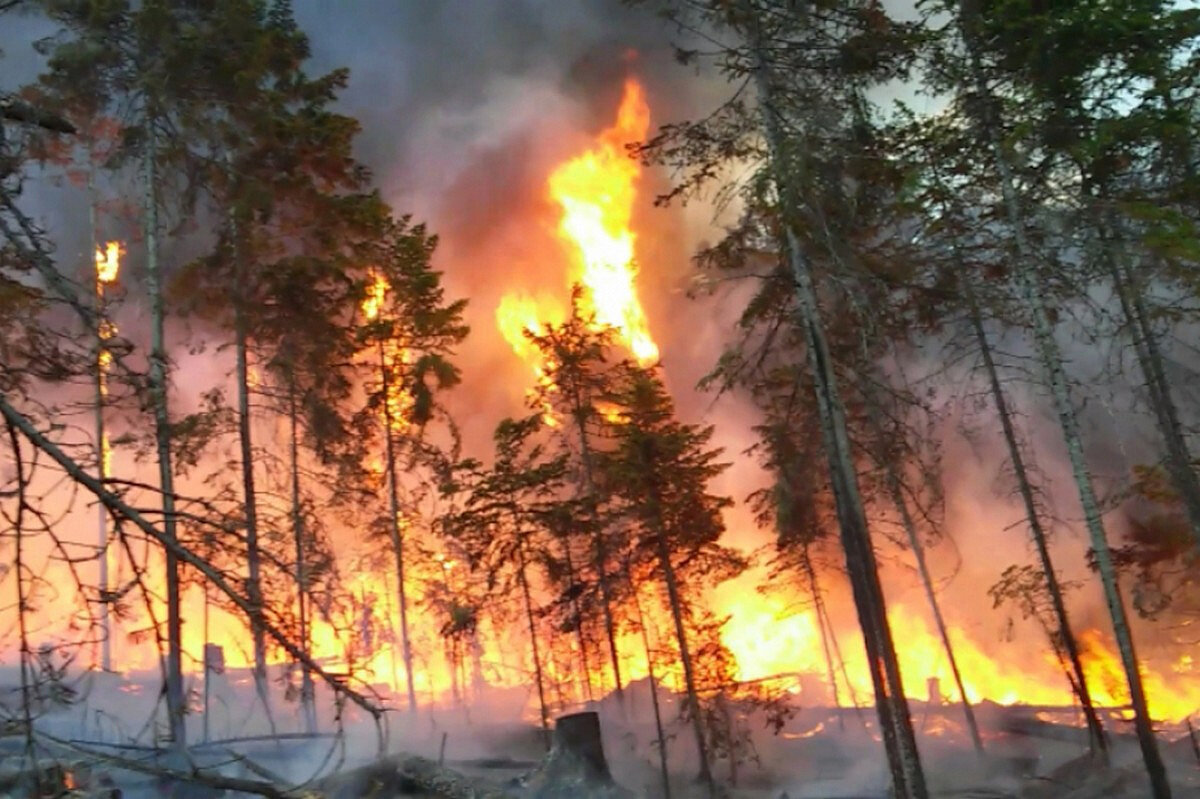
0, 392, 384, 726
316, 754, 517, 799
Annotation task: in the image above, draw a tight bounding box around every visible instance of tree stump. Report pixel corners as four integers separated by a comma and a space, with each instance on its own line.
525, 712, 631, 799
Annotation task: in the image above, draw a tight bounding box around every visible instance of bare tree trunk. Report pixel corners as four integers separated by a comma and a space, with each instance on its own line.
1105, 239, 1200, 548
7, 422, 38, 782
653, 530, 714, 797
142, 130, 186, 755
288, 387, 316, 733
630, 576, 671, 799
571, 410, 623, 703
745, 17, 928, 798
379, 342, 418, 713
963, 281, 1108, 758
958, 15, 1170, 796
516, 537, 552, 752
232, 223, 273, 729
878, 454, 984, 753
560, 537, 594, 703
801, 546, 843, 730
89, 179, 112, 674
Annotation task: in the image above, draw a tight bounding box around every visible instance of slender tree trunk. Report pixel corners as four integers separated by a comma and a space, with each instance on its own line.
89, 180, 112, 674
560, 537, 594, 703
8, 423, 37, 781
958, 16, 1170, 796
963, 281, 1108, 757
652, 525, 714, 796
630, 573, 671, 799
142, 130, 186, 755
516, 537, 551, 751
745, 16, 927, 798
1105, 238, 1200, 548
571, 405, 623, 702
874, 445, 984, 753
232, 224, 272, 726
379, 342, 418, 713
288, 387, 316, 733
800, 545, 843, 730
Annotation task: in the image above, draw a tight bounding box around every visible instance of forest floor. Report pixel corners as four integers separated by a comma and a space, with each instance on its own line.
1, 667, 1199, 798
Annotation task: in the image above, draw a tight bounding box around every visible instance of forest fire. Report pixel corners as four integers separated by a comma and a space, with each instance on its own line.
497, 78, 658, 380
6, 3, 1200, 797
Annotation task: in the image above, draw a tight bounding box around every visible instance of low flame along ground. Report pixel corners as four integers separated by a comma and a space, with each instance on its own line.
43, 85, 1200, 731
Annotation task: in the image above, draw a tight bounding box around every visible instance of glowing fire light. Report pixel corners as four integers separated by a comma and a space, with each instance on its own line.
363, 269, 415, 432
496, 78, 659, 413
548, 78, 657, 365
496, 293, 561, 426
94, 244, 120, 474
95, 241, 120, 286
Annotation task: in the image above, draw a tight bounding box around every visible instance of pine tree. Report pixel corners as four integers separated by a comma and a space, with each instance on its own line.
599, 367, 745, 796
442, 415, 570, 749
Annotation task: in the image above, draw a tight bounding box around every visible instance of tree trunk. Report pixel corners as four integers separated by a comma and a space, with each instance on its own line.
8, 423, 38, 776
232, 222, 272, 728
963, 281, 1108, 758
379, 341, 418, 713
630, 568, 671, 799
516, 536, 552, 752
1105, 238, 1200, 549
559, 535, 594, 703
570, 397, 623, 702
288, 387, 317, 733
142, 130, 186, 755
653, 529, 714, 797
958, 15, 1171, 796
801, 545, 844, 729
877, 448, 984, 753
745, 16, 928, 798
89, 179, 112, 674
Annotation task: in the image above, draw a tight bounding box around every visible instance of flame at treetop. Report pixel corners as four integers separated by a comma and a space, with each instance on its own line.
363, 269, 415, 432
94, 242, 120, 473
548, 78, 657, 365
95, 241, 121, 287
497, 78, 658, 400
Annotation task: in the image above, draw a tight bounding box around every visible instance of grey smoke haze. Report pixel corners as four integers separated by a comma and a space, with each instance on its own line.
3, 0, 1196, 710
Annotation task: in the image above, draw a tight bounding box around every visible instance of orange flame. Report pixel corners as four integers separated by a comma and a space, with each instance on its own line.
363, 269, 415, 432
495, 293, 562, 426
95, 241, 120, 286
496, 78, 658, 412
547, 79, 658, 366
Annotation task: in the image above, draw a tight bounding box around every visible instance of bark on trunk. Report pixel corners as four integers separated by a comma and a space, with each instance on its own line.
142, 130, 187, 754
801, 546, 843, 729
879, 453, 984, 753
232, 222, 272, 729
654, 528, 714, 796
569, 392, 623, 702
745, 15, 928, 798
379, 341, 418, 713
964, 282, 1108, 758
527, 712, 631, 799
958, 13, 1171, 795
560, 535, 594, 702
630, 578, 671, 799
517, 536, 552, 752
1105, 237, 1200, 549
89, 179, 112, 674
288, 387, 317, 733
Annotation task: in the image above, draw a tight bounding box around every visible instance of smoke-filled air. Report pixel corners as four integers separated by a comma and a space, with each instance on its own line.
1, 2, 1199, 799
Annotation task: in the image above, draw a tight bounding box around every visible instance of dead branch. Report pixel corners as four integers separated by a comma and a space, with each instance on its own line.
0, 392, 385, 726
